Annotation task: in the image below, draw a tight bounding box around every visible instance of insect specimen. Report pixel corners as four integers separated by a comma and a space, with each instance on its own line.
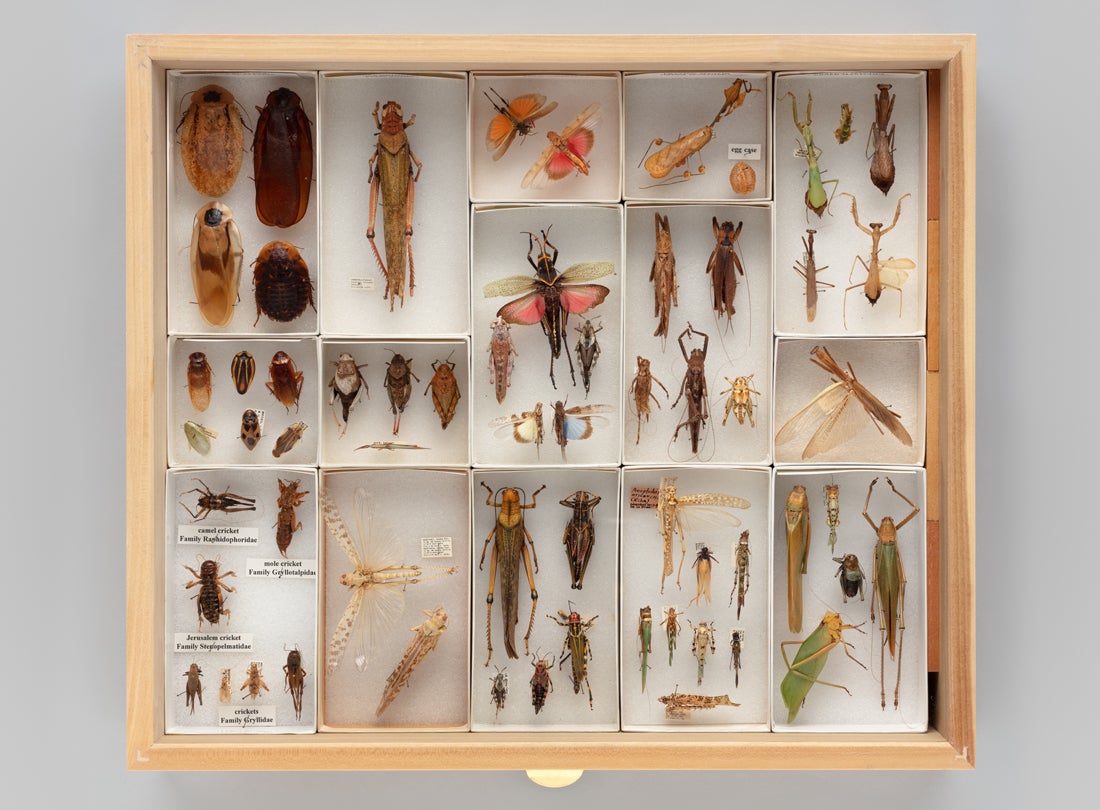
719, 374, 760, 428
253, 87, 314, 228
480, 483, 545, 665
835, 103, 855, 144
824, 482, 841, 552
231, 350, 255, 395
785, 484, 811, 634
272, 421, 307, 458
275, 478, 309, 558
324, 488, 456, 673
689, 620, 717, 685
521, 102, 600, 189
266, 350, 304, 413
239, 409, 261, 450
180, 479, 256, 522
688, 546, 718, 607
552, 400, 613, 461
377, 607, 448, 717
488, 317, 518, 405
729, 161, 756, 194
178, 84, 244, 197
283, 646, 307, 721
649, 212, 678, 341
483, 227, 613, 389
782, 90, 838, 217
183, 421, 216, 456
240, 661, 270, 701
729, 629, 745, 688
574, 318, 602, 396
530, 652, 554, 714
671, 325, 711, 456
780, 611, 866, 723
833, 553, 866, 603
793, 228, 832, 323
775, 345, 913, 460
190, 201, 243, 327
425, 355, 461, 430
329, 352, 369, 437
366, 100, 422, 310
182, 663, 203, 715
252, 241, 316, 325
629, 356, 669, 445
355, 441, 430, 452
730, 529, 751, 620
219, 668, 232, 704
182, 557, 237, 628
490, 666, 509, 718
661, 606, 682, 665
383, 352, 419, 436
549, 606, 598, 709
867, 84, 896, 194
656, 475, 750, 593
839, 192, 916, 328
658, 689, 738, 720
865, 476, 920, 710
638, 606, 652, 693
560, 490, 600, 590
706, 218, 745, 321
186, 351, 212, 412
483, 87, 558, 161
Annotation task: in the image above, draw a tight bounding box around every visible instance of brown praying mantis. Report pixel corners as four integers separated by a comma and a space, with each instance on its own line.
840, 192, 915, 329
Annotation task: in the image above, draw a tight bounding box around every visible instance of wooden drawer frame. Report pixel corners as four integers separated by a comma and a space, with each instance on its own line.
125, 34, 975, 770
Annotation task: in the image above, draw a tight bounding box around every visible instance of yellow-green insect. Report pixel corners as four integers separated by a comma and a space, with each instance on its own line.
780, 611, 866, 723
548, 606, 598, 709
638, 606, 652, 693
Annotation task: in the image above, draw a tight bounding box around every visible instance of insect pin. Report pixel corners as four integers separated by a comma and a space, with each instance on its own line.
529, 652, 554, 714
283, 646, 307, 721
329, 352, 369, 437
384, 351, 420, 436
488, 316, 518, 405
376, 607, 448, 717
490, 402, 544, 458
275, 478, 309, 558
548, 605, 598, 710
484, 87, 558, 160
521, 102, 600, 188
490, 666, 509, 718
240, 661, 270, 701
425, 354, 461, 430
190, 201, 243, 327
181, 663, 203, 715
552, 400, 612, 462
182, 556, 237, 628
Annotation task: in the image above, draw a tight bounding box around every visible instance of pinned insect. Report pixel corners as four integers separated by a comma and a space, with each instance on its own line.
483, 227, 613, 389
219, 668, 232, 704
729, 629, 745, 688
793, 228, 832, 323
706, 218, 745, 322
483, 87, 558, 161
240, 662, 270, 701
424, 355, 461, 430
650, 212, 678, 341
552, 400, 612, 461
186, 352, 212, 412
355, 441, 430, 452
574, 318, 602, 396
266, 351, 304, 413
275, 478, 309, 558
377, 607, 448, 716
689, 620, 717, 685
549, 606, 598, 709
729, 161, 756, 194
833, 553, 866, 603
239, 409, 261, 450
366, 100, 422, 310
488, 317, 518, 405
283, 646, 307, 721
719, 374, 760, 428
480, 483, 546, 665
490, 666, 509, 718
323, 488, 457, 673
182, 556, 237, 628
180, 479, 256, 522
661, 606, 682, 665
780, 611, 866, 723
835, 103, 855, 145
560, 490, 600, 589
190, 201, 243, 327
183, 421, 217, 456
521, 102, 600, 189
231, 351, 255, 395
272, 421, 307, 458
529, 652, 554, 714
867, 84, 896, 194
178, 84, 245, 197
783, 90, 839, 217
182, 663, 203, 715
730, 530, 750, 620
638, 606, 653, 692
688, 546, 718, 607
384, 352, 419, 436
629, 355, 669, 445
785, 485, 811, 634
658, 688, 738, 719
671, 325, 711, 457
656, 475, 750, 593
252, 241, 316, 325
839, 192, 915, 328
329, 352, 369, 437
253, 87, 314, 228
775, 345, 913, 460
824, 482, 841, 552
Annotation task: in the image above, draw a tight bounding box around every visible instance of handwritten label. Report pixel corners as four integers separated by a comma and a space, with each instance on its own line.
219, 705, 278, 727
727, 143, 761, 161
630, 487, 659, 509
245, 558, 318, 579
420, 537, 453, 559
351, 277, 376, 291
178, 526, 260, 546
174, 632, 254, 653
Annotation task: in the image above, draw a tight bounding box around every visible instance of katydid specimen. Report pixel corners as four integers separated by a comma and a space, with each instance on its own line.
780, 611, 866, 723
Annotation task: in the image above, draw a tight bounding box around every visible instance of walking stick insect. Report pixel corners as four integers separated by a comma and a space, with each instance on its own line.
867, 84, 896, 194
839, 192, 915, 328
783, 90, 839, 218
671, 324, 711, 457
549, 606, 598, 709
780, 611, 866, 723
793, 228, 832, 323
650, 213, 677, 341
629, 356, 668, 445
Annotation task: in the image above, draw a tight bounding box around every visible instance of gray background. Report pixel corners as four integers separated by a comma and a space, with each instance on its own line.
6, 0, 1088, 805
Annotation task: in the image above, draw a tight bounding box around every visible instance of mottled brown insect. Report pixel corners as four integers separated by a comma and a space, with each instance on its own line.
240, 661, 270, 701
283, 647, 307, 720
329, 352, 369, 436
835, 102, 855, 145
275, 479, 309, 558
376, 607, 448, 717
560, 491, 600, 590
267, 351, 304, 413
573, 319, 602, 396
231, 351, 255, 395
180, 479, 256, 522
178, 84, 245, 197
187, 351, 212, 412
425, 356, 461, 430
488, 317, 518, 405
672, 325, 711, 456
731, 529, 751, 620
384, 352, 420, 435
706, 218, 745, 321
629, 355, 668, 445
729, 161, 756, 194
719, 374, 761, 428
530, 652, 554, 714
252, 241, 316, 325
548, 607, 598, 709
658, 688, 738, 719
190, 201, 243, 328
183, 557, 237, 628
240, 409, 261, 450
272, 421, 307, 458
182, 663, 203, 715
253, 87, 314, 228
649, 213, 677, 341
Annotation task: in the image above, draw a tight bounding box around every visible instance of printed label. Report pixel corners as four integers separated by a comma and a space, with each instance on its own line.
178, 526, 261, 546
351, 277, 376, 291
630, 487, 659, 509
727, 143, 762, 161
174, 632, 254, 653
254, 409, 266, 432
245, 558, 318, 579
420, 537, 453, 558
219, 705, 278, 727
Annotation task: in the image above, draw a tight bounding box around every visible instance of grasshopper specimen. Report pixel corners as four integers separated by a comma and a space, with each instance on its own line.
656, 475, 750, 593
688, 546, 718, 607
671, 325, 711, 456
629, 356, 668, 445
706, 218, 745, 322
785, 485, 811, 633
661, 606, 682, 666
823, 482, 841, 552
489, 666, 509, 718
549, 607, 598, 709
689, 620, 717, 686
574, 318, 602, 396
560, 490, 601, 589
376, 607, 448, 716
780, 611, 866, 723
719, 374, 760, 428
650, 212, 677, 341
730, 530, 751, 620
659, 688, 739, 720
729, 629, 745, 688
638, 606, 653, 693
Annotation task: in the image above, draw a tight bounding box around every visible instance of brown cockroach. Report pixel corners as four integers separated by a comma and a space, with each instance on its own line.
190, 201, 243, 327
793, 228, 832, 323
283, 646, 307, 721
688, 546, 717, 607
650, 213, 678, 341
729, 629, 745, 688
719, 374, 760, 428
490, 402, 545, 458
275, 478, 309, 558
835, 102, 855, 145
180, 478, 256, 522
178, 84, 245, 197
522, 102, 600, 189
706, 218, 745, 321
785, 484, 811, 634
730, 530, 750, 620
484, 87, 558, 161
661, 606, 682, 665
560, 490, 600, 590
529, 652, 554, 714
186, 351, 212, 412
552, 400, 613, 462
574, 318, 602, 396
182, 662, 203, 715
824, 482, 841, 552
182, 556, 237, 628
384, 352, 420, 436
240, 409, 261, 450
231, 350, 255, 395
376, 607, 448, 716
834, 553, 866, 603
272, 421, 307, 458
252, 241, 316, 325
689, 620, 717, 686
629, 355, 669, 445
548, 606, 598, 710
729, 160, 756, 194
480, 483, 546, 665
867, 84, 896, 194
329, 352, 369, 437
253, 87, 314, 228
366, 100, 422, 310
840, 192, 915, 328
658, 688, 738, 719
266, 350, 304, 413
656, 475, 750, 593
671, 325, 710, 456
218, 668, 232, 704
488, 316, 518, 405
489, 665, 509, 718
240, 661, 270, 701
425, 355, 461, 430
183, 421, 217, 456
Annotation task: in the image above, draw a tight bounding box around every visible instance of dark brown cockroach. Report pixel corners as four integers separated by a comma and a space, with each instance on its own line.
182, 662, 203, 715
240, 661, 270, 701
231, 351, 255, 395
182, 556, 237, 628
190, 201, 243, 327
560, 491, 601, 590
548, 606, 598, 709
425, 355, 461, 430
793, 228, 832, 323
328, 352, 369, 437
729, 160, 756, 194
530, 652, 554, 714
266, 351, 304, 413
867, 84, 896, 194
275, 479, 309, 558
240, 409, 261, 450
283, 646, 307, 721
671, 325, 710, 456
186, 351, 212, 412
252, 241, 316, 325
384, 352, 420, 436
178, 84, 245, 197
552, 401, 612, 462
650, 212, 678, 341
835, 102, 855, 145
688, 545, 718, 607
180, 478, 256, 522
253, 87, 314, 228
573, 318, 602, 396
834, 552, 866, 603
488, 317, 518, 405
706, 218, 745, 322
272, 421, 307, 458
629, 355, 669, 445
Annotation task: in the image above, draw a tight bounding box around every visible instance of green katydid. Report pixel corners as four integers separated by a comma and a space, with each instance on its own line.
783, 91, 839, 218
780, 611, 866, 723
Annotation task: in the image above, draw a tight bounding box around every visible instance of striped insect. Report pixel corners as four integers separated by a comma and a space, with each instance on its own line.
487, 316, 518, 405
638, 606, 653, 693
483, 87, 558, 161
730, 529, 751, 620
689, 620, 717, 686
231, 351, 255, 394
182, 556, 237, 629
560, 490, 600, 589
530, 652, 554, 714
549, 606, 598, 709
376, 607, 448, 716
521, 102, 600, 189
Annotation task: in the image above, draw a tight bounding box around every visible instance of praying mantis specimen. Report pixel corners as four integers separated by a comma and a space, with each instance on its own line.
867, 84, 896, 194
783, 90, 838, 218
793, 228, 832, 323
840, 192, 915, 328
780, 611, 866, 724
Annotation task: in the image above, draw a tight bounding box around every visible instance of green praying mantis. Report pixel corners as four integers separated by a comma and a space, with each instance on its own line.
783, 91, 839, 218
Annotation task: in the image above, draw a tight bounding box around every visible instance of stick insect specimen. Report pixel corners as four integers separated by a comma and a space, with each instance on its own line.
656, 475, 750, 593
650, 212, 677, 340
706, 218, 745, 322
283, 646, 306, 721
730, 530, 751, 620
183, 556, 237, 629
323, 488, 457, 674
180, 479, 256, 522
629, 356, 669, 445
834, 553, 866, 603
689, 620, 717, 686
785, 484, 811, 634
729, 629, 745, 688
522, 102, 600, 189
793, 228, 831, 323
560, 490, 601, 589
638, 606, 653, 693
783, 90, 838, 217
490, 401, 545, 458
329, 352, 369, 437
366, 100, 421, 310
552, 400, 613, 461
780, 611, 866, 723
574, 318, 602, 396
661, 606, 682, 666
659, 689, 738, 720
688, 546, 718, 607
549, 606, 598, 709
719, 374, 761, 428
488, 316, 518, 405
483, 227, 613, 389
865, 477, 920, 710
839, 192, 915, 328
483, 87, 558, 161
489, 666, 509, 718
671, 325, 711, 457
823, 482, 841, 552
775, 345, 913, 460
376, 606, 448, 716
867, 84, 896, 194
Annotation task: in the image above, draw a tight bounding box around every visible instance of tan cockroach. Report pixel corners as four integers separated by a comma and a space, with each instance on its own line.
178, 84, 245, 197
329, 352, 369, 437
488, 316, 518, 405
840, 192, 916, 328
658, 688, 738, 719
190, 201, 243, 327
688, 546, 718, 607
240, 661, 270, 701
785, 485, 811, 633
186, 351, 212, 412
656, 475, 750, 593
719, 374, 761, 428
629, 356, 669, 445
650, 213, 678, 341
275, 478, 309, 558
182, 663, 203, 715
425, 355, 461, 430
283, 646, 307, 721
376, 607, 448, 716
218, 668, 232, 704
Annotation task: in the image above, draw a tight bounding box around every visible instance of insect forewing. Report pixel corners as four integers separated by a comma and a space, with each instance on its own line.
557, 262, 616, 284
850, 380, 913, 447
482, 275, 541, 298
775, 381, 848, 447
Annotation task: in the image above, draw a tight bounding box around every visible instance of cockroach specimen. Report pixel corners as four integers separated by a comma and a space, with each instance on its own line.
489, 666, 509, 718
267, 350, 305, 413
549, 606, 598, 710
323, 487, 457, 673
729, 629, 745, 687
178, 84, 245, 197
783, 90, 839, 217
719, 374, 760, 428
780, 611, 866, 723
253, 87, 314, 228
574, 318, 602, 396
730, 530, 751, 620
833, 553, 866, 603
425, 355, 461, 430
529, 652, 554, 714
656, 475, 750, 593
706, 218, 745, 321
793, 228, 832, 323
658, 688, 738, 719
182, 663, 203, 715
839, 192, 916, 328
629, 356, 669, 445
552, 400, 612, 462
480, 483, 546, 665
671, 325, 711, 456
729, 161, 756, 195
488, 317, 518, 405
190, 201, 243, 327
688, 546, 718, 607
383, 352, 419, 435
283, 646, 307, 721
183, 421, 216, 456
239, 409, 261, 450
376, 607, 448, 716
182, 556, 237, 628
775, 345, 913, 460
240, 661, 270, 701
219, 668, 232, 704
484, 87, 558, 161
867, 84, 896, 194
785, 485, 811, 634
835, 103, 855, 145
522, 102, 600, 189
824, 482, 841, 552
187, 352, 212, 412
275, 478, 309, 558
638, 606, 653, 693
231, 351, 255, 395
180, 479, 256, 522
366, 100, 422, 310
252, 241, 316, 325
490, 402, 544, 458
661, 606, 682, 666
559, 490, 600, 589
272, 422, 307, 458
328, 352, 369, 436
483, 227, 613, 389
650, 213, 678, 341
865, 476, 920, 710
689, 620, 717, 686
